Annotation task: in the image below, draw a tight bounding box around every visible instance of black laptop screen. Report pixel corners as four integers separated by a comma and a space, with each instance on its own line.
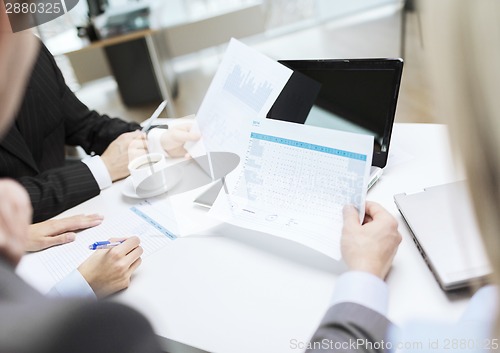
267, 59, 403, 168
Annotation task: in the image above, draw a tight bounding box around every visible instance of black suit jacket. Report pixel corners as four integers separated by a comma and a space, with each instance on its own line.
0, 42, 140, 222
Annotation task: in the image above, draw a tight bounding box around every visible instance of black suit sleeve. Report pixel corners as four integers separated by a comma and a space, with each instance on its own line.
20, 162, 100, 223
306, 303, 393, 353
41, 43, 141, 155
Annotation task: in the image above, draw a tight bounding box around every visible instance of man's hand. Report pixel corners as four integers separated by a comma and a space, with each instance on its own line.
0, 179, 31, 266
101, 131, 146, 182
77, 236, 143, 298
160, 123, 200, 158
27, 214, 104, 252
341, 201, 402, 279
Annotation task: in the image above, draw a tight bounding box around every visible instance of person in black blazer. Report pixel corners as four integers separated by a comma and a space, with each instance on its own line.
0, 40, 197, 223
0, 41, 140, 222
0, 8, 162, 351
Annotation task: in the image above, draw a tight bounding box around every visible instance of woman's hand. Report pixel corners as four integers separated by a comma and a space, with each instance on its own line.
26, 214, 104, 252
77, 236, 143, 298
102, 130, 146, 181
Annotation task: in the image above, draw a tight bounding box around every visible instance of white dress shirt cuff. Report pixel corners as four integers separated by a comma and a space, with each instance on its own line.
82, 156, 112, 190
330, 271, 389, 316
47, 269, 97, 299
147, 128, 168, 156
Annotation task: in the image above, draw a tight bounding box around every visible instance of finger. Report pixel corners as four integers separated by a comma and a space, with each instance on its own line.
364, 201, 391, 220
43, 232, 77, 248
48, 214, 103, 235
128, 256, 142, 273
171, 128, 201, 143
129, 130, 144, 138
168, 146, 188, 156
128, 135, 147, 150
123, 246, 144, 266
108, 237, 129, 243
109, 236, 140, 255
342, 205, 361, 229
128, 140, 148, 161
123, 130, 145, 144
128, 146, 148, 160
129, 137, 149, 149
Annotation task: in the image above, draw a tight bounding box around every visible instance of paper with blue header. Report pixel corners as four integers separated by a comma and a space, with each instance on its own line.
209, 118, 373, 260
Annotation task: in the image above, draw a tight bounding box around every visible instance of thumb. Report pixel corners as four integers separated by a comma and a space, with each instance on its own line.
343, 205, 361, 228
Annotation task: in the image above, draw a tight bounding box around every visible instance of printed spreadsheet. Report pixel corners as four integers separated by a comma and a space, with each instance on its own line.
210, 119, 373, 259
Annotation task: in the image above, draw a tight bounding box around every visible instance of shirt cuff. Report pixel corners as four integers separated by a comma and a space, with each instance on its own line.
147, 128, 169, 157
82, 156, 112, 190
330, 271, 389, 316
46, 269, 97, 300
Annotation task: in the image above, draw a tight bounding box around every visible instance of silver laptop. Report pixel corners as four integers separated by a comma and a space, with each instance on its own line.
394, 181, 491, 291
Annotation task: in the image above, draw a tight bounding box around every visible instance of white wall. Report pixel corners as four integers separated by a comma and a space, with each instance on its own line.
316, 0, 403, 21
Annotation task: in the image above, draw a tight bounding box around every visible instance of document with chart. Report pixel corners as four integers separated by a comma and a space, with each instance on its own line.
187, 38, 293, 161
209, 119, 373, 259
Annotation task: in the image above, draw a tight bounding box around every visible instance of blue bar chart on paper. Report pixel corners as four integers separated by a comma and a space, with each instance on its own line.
187, 39, 292, 158
223, 65, 273, 113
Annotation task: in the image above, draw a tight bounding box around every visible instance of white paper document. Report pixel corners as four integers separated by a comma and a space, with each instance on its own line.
188, 38, 293, 160
210, 119, 373, 259
22, 200, 178, 286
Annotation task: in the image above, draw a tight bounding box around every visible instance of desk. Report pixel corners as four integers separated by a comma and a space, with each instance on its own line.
17, 123, 471, 353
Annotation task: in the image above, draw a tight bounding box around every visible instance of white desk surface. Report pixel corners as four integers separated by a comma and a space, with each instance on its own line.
18, 123, 471, 353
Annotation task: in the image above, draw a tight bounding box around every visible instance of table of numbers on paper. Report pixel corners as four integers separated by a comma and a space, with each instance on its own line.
209, 119, 373, 260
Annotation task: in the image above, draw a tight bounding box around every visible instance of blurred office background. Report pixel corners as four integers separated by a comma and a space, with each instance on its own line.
36, 0, 432, 125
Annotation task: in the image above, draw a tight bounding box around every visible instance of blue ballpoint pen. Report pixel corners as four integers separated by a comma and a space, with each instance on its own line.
88, 240, 124, 250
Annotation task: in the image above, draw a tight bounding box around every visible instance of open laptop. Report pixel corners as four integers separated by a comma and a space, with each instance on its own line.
394, 181, 491, 291
194, 58, 403, 207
